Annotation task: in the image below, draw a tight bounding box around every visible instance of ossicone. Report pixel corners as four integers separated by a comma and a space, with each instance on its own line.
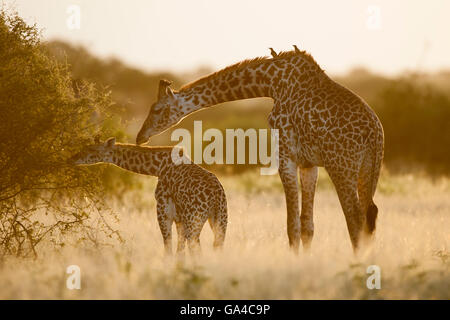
158, 79, 173, 99
104, 137, 116, 147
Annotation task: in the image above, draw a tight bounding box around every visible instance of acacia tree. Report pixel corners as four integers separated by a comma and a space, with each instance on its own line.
0, 10, 120, 258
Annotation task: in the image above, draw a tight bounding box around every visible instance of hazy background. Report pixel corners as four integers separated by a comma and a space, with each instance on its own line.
3, 0, 450, 176
2, 0, 450, 177
6, 0, 450, 75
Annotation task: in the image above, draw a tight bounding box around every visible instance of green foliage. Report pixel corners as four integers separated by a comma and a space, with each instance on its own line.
0, 10, 119, 258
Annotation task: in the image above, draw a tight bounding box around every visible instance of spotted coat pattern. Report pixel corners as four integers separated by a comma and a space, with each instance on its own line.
71, 138, 227, 254
137, 49, 384, 252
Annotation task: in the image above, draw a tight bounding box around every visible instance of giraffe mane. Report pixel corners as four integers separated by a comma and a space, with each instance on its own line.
277, 50, 324, 72
114, 143, 176, 153
180, 49, 323, 91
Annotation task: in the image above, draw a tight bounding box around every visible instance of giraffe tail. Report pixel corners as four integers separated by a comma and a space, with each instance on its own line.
366, 203, 378, 234
366, 126, 384, 235
212, 185, 228, 249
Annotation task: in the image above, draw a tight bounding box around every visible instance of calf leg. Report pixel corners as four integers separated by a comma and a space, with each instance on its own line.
184, 213, 207, 256
156, 198, 175, 255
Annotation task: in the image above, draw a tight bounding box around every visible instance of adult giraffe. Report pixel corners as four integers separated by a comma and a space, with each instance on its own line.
136, 47, 384, 252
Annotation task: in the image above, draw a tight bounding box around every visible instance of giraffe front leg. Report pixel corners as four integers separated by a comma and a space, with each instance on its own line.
279, 158, 301, 252
156, 198, 175, 255
299, 166, 318, 250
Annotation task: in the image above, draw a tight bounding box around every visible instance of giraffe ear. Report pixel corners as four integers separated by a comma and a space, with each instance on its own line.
104, 137, 116, 148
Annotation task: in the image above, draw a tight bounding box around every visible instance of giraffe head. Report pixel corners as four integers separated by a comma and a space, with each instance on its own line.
136, 80, 185, 145
69, 137, 116, 165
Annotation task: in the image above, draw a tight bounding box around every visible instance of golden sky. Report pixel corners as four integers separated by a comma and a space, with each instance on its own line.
5, 0, 450, 75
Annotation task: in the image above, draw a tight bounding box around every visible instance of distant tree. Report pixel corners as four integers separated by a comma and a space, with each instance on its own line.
47, 40, 184, 120
374, 78, 450, 173
0, 10, 119, 258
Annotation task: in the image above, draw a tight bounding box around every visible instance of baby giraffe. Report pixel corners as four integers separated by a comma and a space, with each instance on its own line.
69, 137, 227, 254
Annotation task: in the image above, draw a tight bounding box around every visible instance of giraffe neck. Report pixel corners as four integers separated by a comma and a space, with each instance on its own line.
176, 51, 324, 115
178, 60, 271, 112
110, 145, 173, 177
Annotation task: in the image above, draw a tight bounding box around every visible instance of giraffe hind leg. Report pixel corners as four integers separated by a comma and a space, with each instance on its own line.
328, 169, 364, 252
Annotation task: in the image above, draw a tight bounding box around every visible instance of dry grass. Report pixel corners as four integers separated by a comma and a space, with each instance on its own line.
0, 170, 448, 299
